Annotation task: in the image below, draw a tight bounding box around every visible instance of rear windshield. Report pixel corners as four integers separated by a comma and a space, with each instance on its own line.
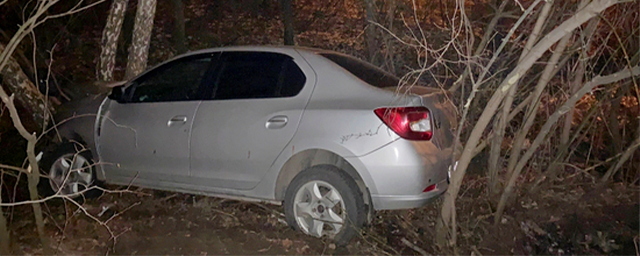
319, 53, 400, 88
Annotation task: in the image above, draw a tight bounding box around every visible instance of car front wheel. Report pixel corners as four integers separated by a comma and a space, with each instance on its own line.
39, 141, 102, 200
284, 165, 366, 245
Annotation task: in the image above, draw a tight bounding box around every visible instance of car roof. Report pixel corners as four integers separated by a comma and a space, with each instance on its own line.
181, 45, 330, 57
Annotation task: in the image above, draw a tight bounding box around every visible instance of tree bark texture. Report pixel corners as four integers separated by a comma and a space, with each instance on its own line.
280, 0, 295, 45
0, 28, 35, 83
98, 0, 129, 81
172, 0, 187, 54
0, 43, 50, 132
125, 0, 157, 80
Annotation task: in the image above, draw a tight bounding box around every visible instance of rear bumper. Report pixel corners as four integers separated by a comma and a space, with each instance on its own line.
349, 139, 454, 210
371, 178, 448, 210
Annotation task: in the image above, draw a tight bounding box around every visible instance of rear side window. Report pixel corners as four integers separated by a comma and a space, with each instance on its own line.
213, 52, 306, 100
320, 53, 399, 88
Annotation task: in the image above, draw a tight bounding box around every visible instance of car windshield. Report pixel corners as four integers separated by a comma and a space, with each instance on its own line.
319, 53, 400, 88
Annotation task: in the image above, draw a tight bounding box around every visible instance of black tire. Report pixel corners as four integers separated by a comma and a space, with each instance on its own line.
284, 165, 366, 245
38, 141, 103, 200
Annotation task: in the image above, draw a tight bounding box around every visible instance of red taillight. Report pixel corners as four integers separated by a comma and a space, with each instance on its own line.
374, 107, 433, 140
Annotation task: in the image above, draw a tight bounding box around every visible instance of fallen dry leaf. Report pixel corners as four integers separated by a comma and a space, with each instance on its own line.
282, 238, 293, 249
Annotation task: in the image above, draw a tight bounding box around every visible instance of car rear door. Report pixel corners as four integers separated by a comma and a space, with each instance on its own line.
189, 51, 315, 190
97, 54, 216, 181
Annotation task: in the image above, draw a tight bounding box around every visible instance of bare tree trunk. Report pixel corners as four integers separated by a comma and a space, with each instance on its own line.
608, 88, 624, 154
0, 28, 36, 83
0, 198, 10, 254
509, 41, 569, 184
97, 0, 129, 81
381, 0, 396, 73
0, 3, 55, 252
488, 1, 553, 195
0, 1, 108, 253
0, 63, 50, 255
487, 116, 502, 195
364, 0, 378, 64
496, 65, 640, 222
522, 15, 599, 191
437, 1, 546, 245
279, 0, 294, 45
27, 170, 48, 252
0, 43, 50, 132
560, 13, 598, 144
601, 135, 640, 182
172, 0, 187, 54
125, 0, 157, 80
437, 0, 623, 246
561, 61, 585, 145
602, 70, 640, 182
531, 102, 600, 191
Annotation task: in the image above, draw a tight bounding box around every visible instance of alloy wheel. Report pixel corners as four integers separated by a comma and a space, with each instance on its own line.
293, 180, 346, 238
48, 153, 93, 196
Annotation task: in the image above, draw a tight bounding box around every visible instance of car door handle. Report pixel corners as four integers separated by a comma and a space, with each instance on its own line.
167, 115, 188, 127
266, 115, 288, 129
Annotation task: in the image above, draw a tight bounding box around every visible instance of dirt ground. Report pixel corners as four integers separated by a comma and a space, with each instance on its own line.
3, 171, 639, 255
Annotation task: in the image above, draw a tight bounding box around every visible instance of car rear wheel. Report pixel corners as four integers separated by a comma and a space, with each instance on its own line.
39, 141, 102, 200
284, 165, 366, 245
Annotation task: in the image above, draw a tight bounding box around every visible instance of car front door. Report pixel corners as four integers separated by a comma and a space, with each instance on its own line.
97, 54, 215, 182
190, 51, 314, 190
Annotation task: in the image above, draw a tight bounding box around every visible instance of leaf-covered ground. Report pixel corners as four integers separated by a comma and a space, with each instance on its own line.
6, 170, 637, 255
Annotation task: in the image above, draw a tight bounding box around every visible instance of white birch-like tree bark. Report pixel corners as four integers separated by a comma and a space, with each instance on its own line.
0, 43, 50, 131
125, 0, 157, 79
97, 0, 129, 81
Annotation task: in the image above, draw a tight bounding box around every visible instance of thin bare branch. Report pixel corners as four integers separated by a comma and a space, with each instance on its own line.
496, 65, 640, 221
439, 0, 625, 243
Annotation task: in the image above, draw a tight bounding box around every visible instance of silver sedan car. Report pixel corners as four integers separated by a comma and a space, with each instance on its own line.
40, 46, 458, 244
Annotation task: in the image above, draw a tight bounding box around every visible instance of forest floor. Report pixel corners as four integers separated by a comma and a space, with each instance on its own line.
4, 170, 638, 255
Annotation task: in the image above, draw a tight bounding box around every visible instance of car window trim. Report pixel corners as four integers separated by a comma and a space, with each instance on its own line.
208, 51, 300, 101
121, 53, 220, 104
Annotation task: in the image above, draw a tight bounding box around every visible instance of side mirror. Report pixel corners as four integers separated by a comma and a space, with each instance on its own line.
108, 85, 125, 102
